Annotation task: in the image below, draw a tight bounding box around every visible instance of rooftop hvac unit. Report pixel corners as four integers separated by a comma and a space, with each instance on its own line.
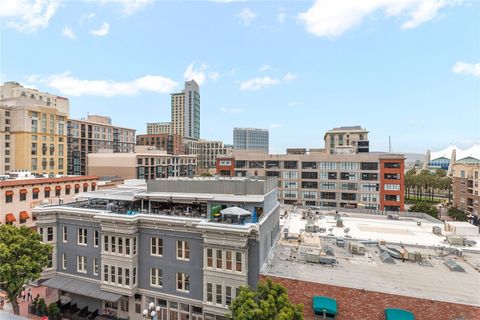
443, 259, 466, 272
432, 226, 442, 235
336, 219, 344, 228
447, 235, 465, 246
306, 249, 320, 263
336, 238, 345, 247
319, 256, 336, 264
349, 242, 366, 255
379, 251, 395, 264
408, 251, 422, 262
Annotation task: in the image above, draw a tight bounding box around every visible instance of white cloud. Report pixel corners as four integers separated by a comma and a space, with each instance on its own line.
40, 72, 178, 97
0, 0, 60, 32
102, 0, 153, 16
209, 72, 220, 81
62, 26, 75, 39
239, 76, 280, 91
283, 73, 297, 82
277, 8, 286, 23
298, 0, 458, 38
269, 123, 283, 129
237, 8, 257, 26
90, 22, 110, 36
24, 74, 41, 83
183, 62, 209, 85
259, 65, 271, 72
79, 12, 96, 24
452, 61, 480, 77
221, 107, 244, 113
288, 101, 300, 107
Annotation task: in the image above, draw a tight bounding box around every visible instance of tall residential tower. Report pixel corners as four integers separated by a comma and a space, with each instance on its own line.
171, 80, 200, 139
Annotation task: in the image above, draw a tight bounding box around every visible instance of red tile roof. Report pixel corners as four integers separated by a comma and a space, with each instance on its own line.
0, 176, 99, 188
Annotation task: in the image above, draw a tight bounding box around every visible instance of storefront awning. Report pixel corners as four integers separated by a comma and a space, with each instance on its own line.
385, 308, 415, 320
6, 213, 16, 223
313, 296, 337, 315
43, 275, 122, 302
20, 211, 30, 220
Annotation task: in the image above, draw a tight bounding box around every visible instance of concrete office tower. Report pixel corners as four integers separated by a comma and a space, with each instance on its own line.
233, 128, 269, 153
324, 126, 369, 155
146, 122, 172, 135
0, 81, 69, 176
34, 177, 280, 320
67, 115, 136, 176
171, 80, 200, 139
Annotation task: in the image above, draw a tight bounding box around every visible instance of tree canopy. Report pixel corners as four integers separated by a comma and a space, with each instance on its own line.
0, 224, 52, 314
227, 278, 303, 320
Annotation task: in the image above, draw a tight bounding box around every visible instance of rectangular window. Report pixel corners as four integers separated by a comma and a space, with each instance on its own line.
226, 250, 233, 270
63, 226, 67, 242
93, 258, 99, 275
47, 253, 53, 269
5, 193, 13, 203
361, 162, 379, 170
47, 227, 54, 242
216, 284, 222, 304
77, 228, 87, 245
32, 189, 39, 199
62, 253, 67, 270
207, 283, 213, 303
111, 236, 116, 253
176, 241, 190, 261
133, 267, 137, 285
118, 237, 123, 254
151, 237, 163, 256
118, 267, 123, 285
384, 162, 400, 168
226, 286, 232, 306
176, 272, 190, 292
125, 269, 130, 286
150, 268, 163, 287
77, 256, 87, 273
235, 252, 242, 272
133, 238, 137, 255
384, 184, 401, 191
216, 250, 223, 269
19, 191, 27, 201
104, 265, 109, 282
94, 230, 99, 247
126, 238, 130, 255
111, 266, 116, 283
207, 248, 213, 268
104, 235, 109, 252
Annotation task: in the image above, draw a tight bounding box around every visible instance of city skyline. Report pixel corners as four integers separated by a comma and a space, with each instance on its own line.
1, 0, 479, 153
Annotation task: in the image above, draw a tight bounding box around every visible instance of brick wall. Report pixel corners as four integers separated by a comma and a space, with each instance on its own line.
261, 275, 480, 320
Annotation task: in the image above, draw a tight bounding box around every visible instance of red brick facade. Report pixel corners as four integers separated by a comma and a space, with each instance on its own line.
379, 159, 405, 211
261, 275, 480, 320
215, 157, 235, 177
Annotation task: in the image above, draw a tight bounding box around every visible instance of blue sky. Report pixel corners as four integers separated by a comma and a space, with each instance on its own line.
1, 0, 479, 154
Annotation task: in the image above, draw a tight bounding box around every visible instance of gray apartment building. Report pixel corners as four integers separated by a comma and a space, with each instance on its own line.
34, 177, 279, 320
233, 128, 269, 153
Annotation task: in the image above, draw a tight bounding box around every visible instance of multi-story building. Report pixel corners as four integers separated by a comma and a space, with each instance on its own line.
324, 126, 369, 154
452, 162, 480, 220
146, 122, 172, 135
87, 146, 197, 180
67, 115, 136, 176
217, 148, 405, 211
0, 82, 69, 176
233, 128, 269, 153
35, 177, 279, 320
171, 80, 200, 139
198, 140, 232, 171
0, 105, 12, 175
136, 134, 184, 155
0, 175, 98, 226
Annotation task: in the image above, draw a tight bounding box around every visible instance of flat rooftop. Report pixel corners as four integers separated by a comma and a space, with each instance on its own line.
262, 208, 480, 306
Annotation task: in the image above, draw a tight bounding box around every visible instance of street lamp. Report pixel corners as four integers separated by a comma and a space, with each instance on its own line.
142, 302, 161, 320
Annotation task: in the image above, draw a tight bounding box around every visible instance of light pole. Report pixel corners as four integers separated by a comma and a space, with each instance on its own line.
142, 302, 161, 320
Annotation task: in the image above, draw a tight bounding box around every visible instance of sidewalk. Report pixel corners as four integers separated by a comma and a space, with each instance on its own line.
1, 285, 58, 319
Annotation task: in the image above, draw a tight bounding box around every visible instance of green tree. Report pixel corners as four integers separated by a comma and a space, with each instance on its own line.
409, 202, 438, 218
0, 225, 52, 315
447, 207, 468, 221
227, 278, 303, 320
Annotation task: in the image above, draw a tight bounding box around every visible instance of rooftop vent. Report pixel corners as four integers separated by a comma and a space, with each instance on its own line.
443, 259, 466, 272
379, 251, 396, 264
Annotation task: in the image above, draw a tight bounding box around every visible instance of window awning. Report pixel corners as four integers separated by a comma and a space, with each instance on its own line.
55, 186, 62, 190
5, 190, 13, 196
43, 275, 122, 303
313, 296, 337, 316
75, 184, 80, 188
92, 182, 97, 187
65, 185, 71, 189
6, 213, 16, 223
20, 189, 28, 194
20, 211, 30, 220
44, 186, 51, 192
83, 182, 89, 187
33, 188, 40, 193
385, 308, 415, 320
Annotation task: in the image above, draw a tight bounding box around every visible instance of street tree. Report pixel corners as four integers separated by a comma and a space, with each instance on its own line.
227, 278, 303, 320
0, 224, 52, 315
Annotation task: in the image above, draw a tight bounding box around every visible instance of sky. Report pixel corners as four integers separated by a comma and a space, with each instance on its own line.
1, 0, 479, 154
